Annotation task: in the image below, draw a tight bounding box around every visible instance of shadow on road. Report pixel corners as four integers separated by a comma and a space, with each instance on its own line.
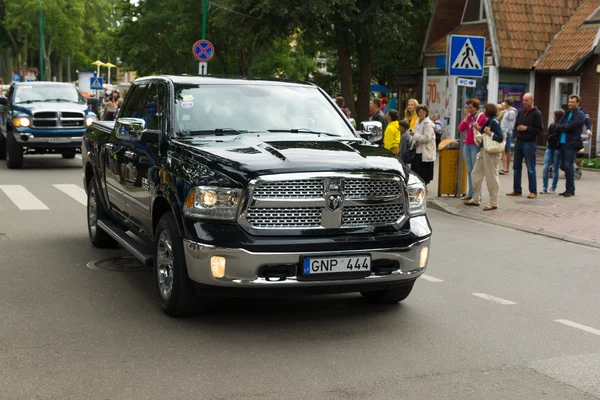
0, 155, 82, 170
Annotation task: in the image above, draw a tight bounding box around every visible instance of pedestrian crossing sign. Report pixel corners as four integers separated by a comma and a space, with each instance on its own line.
90, 77, 103, 90
448, 35, 485, 78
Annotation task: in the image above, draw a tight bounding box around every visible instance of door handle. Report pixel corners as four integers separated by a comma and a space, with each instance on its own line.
105, 143, 115, 151
124, 151, 136, 159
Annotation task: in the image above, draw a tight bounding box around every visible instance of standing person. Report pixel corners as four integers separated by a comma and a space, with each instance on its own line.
398, 120, 414, 166
500, 98, 517, 175
404, 99, 419, 131
540, 109, 565, 194
410, 104, 436, 187
555, 95, 586, 197
464, 104, 505, 210
383, 110, 400, 156
102, 92, 118, 121
507, 93, 543, 199
432, 112, 444, 149
335, 96, 350, 119
458, 98, 487, 201
369, 98, 388, 144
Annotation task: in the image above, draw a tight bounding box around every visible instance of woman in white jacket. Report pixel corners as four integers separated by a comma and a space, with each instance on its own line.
410, 104, 437, 186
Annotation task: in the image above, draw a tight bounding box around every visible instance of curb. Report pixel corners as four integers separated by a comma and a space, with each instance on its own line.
427, 198, 600, 249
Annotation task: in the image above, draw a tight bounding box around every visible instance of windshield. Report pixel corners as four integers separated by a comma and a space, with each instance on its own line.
14, 84, 84, 104
173, 83, 353, 138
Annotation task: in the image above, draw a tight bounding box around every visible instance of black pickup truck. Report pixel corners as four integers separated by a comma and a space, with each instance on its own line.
82, 75, 431, 316
0, 82, 97, 168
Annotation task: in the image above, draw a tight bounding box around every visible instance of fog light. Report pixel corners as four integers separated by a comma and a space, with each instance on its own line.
419, 247, 429, 268
211, 256, 226, 278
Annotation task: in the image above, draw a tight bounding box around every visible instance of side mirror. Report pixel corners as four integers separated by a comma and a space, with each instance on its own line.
359, 121, 383, 143
116, 117, 146, 141
0, 97, 8, 106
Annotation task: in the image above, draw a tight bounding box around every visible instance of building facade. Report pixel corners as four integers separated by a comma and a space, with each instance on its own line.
421, 0, 599, 155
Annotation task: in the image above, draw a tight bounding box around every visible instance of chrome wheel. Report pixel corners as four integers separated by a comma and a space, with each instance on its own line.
157, 230, 174, 300
88, 187, 98, 237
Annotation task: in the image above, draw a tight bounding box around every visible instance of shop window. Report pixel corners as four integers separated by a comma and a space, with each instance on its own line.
462, 0, 486, 24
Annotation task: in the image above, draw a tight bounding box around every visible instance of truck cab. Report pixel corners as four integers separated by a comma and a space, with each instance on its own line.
82, 76, 432, 317
0, 82, 97, 168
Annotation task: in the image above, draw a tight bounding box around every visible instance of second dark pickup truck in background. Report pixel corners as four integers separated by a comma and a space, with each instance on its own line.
82, 75, 432, 317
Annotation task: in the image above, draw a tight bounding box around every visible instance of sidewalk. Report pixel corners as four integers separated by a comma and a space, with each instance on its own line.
426, 157, 600, 248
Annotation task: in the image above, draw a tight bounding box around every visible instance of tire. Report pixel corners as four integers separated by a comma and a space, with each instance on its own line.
547, 165, 554, 179
0, 135, 5, 160
154, 212, 204, 317
6, 131, 23, 169
62, 151, 76, 159
87, 178, 118, 248
575, 168, 582, 181
361, 281, 415, 304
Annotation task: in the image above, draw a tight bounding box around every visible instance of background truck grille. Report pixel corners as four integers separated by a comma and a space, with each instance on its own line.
31, 111, 84, 128
246, 207, 322, 228
341, 205, 404, 227
242, 175, 406, 232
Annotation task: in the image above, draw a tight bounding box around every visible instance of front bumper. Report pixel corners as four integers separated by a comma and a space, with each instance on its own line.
183, 237, 430, 295
13, 129, 84, 145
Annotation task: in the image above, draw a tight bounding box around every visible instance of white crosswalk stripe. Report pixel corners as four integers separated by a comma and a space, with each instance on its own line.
52, 184, 87, 206
0, 185, 49, 210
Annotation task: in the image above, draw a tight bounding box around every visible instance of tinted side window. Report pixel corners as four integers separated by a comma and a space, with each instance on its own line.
144, 82, 166, 130
120, 84, 149, 119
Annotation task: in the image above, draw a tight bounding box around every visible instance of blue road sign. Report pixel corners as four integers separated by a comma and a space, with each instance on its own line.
193, 40, 214, 62
448, 35, 485, 78
90, 77, 103, 90
12, 75, 20, 82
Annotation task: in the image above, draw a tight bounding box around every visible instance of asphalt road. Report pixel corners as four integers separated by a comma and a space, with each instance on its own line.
1, 155, 599, 400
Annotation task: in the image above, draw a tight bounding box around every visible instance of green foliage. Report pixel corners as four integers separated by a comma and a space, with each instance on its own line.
581, 158, 600, 169
0, 0, 433, 100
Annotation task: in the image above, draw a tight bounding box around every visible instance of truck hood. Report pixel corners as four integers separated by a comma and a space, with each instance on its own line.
171, 133, 408, 186
13, 102, 89, 115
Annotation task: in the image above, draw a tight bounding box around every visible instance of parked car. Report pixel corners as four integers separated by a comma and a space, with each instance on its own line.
0, 82, 97, 168
82, 75, 432, 317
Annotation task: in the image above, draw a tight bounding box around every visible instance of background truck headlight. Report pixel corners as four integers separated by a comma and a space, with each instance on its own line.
86, 117, 96, 126
183, 187, 242, 220
407, 173, 426, 216
12, 117, 30, 127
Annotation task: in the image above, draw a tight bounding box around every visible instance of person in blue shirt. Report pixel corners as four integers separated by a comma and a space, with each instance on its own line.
555, 95, 586, 197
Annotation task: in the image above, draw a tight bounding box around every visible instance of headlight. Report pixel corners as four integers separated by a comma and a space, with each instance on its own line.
183, 186, 242, 220
85, 117, 96, 126
12, 117, 30, 127
407, 173, 426, 216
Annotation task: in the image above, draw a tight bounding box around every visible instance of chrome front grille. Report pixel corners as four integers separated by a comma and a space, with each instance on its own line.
240, 173, 406, 233
345, 179, 401, 199
253, 180, 322, 199
246, 207, 322, 228
31, 110, 84, 128
342, 205, 404, 227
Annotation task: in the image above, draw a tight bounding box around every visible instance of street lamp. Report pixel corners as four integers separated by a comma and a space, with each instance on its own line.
37, 0, 44, 81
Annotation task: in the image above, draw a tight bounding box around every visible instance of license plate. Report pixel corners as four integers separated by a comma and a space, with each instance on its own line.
303, 255, 371, 275
48, 137, 71, 143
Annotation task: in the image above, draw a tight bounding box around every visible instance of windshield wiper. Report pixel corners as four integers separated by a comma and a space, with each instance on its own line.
267, 128, 340, 137
187, 128, 248, 136
14, 100, 40, 104
41, 98, 80, 103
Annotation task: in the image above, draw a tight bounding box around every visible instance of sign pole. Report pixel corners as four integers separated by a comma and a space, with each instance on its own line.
202, 0, 207, 40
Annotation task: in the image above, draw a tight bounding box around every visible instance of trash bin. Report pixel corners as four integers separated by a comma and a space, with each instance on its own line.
437, 139, 467, 196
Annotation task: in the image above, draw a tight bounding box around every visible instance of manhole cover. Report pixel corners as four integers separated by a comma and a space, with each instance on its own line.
515, 200, 553, 207
0, 233, 8, 241
87, 257, 147, 272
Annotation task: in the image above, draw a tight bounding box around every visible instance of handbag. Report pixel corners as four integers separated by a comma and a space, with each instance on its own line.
473, 127, 483, 146
483, 120, 505, 154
